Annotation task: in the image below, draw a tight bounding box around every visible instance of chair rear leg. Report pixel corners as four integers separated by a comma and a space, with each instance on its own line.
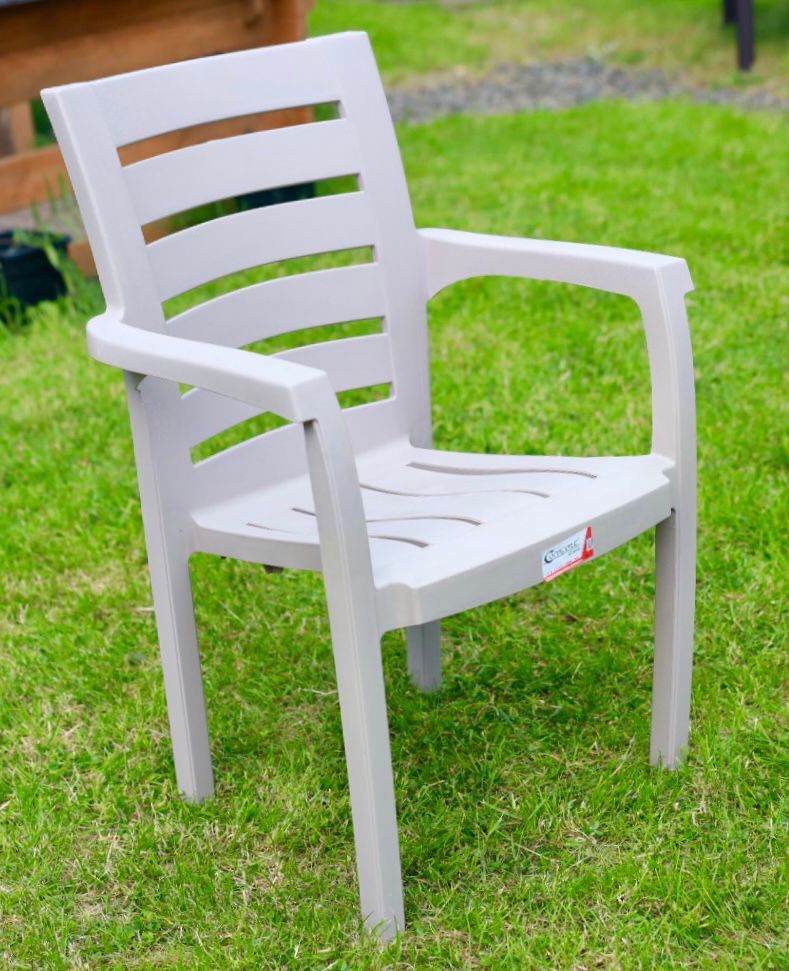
407, 621, 442, 692
148, 540, 215, 801
650, 508, 696, 768
327, 598, 404, 939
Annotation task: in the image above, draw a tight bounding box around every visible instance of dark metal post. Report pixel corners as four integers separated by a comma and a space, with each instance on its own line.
736, 0, 754, 71
723, 0, 737, 25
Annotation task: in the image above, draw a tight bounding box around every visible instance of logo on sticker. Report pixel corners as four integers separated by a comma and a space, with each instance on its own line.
542, 526, 594, 581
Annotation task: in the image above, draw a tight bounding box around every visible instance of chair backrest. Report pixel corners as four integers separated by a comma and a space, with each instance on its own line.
43, 33, 432, 505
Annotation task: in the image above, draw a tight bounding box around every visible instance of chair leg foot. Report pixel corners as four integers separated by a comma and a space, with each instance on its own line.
328, 607, 404, 937
407, 621, 442, 692
650, 510, 696, 769
149, 545, 214, 801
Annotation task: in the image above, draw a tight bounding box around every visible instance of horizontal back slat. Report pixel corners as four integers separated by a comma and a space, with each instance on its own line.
189, 396, 406, 504
93, 39, 338, 147
181, 334, 392, 448
183, 396, 262, 451
166, 264, 386, 347
275, 333, 391, 388
148, 192, 376, 301
125, 119, 360, 225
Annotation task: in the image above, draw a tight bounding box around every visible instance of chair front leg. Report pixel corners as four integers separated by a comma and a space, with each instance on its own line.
301, 410, 405, 937
125, 374, 214, 802
325, 587, 405, 940
407, 621, 442, 692
147, 536, 215, 801
650, 502, 696, 768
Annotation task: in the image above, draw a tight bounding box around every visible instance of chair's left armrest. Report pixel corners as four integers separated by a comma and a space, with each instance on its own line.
88, 313, 379, 609
87, 312, 332, 423
418, 228, 696, 475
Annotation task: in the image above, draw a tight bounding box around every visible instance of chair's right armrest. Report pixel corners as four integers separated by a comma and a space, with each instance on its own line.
418, 228, 693, 303
87, 312, 333, 424
417, 229, 696, 483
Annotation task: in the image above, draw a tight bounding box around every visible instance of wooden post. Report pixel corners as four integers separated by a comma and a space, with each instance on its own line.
0, 104, 35, 157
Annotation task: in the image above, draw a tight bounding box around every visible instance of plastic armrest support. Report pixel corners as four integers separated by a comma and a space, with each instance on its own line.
87, 312, 378, 597
86, 312, 334, 424
418, 228, 694, 303
418, 228, 696, 471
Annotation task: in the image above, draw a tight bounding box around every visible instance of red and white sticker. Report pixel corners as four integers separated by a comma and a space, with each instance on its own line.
542, 526, 594, 581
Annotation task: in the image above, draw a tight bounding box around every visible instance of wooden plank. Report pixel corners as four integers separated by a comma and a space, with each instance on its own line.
0, 104, 35, 156
0, 145, 66, 214
67, 239, 96, 277
0, 0, 312, 278
0, 0, 306, 107
0, 0, 281, 55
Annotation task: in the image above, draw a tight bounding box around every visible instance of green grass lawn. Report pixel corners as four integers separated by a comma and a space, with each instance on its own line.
311, 0, 789, 95
1, 100, 787, 967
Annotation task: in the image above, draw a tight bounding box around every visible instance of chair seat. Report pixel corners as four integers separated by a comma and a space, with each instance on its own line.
192, 440, 674, 629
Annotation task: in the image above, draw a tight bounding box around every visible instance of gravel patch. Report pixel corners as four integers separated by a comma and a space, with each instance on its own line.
387, 58, 789, 123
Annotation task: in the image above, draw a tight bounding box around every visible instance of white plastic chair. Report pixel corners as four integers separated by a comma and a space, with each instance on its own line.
43, 32, 696, 939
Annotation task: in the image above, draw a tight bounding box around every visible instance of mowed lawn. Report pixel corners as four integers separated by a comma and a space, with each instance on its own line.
311, 0, 789, 94
1, 101, 787, 968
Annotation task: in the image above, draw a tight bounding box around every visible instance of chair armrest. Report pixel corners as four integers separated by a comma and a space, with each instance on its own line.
87, 312, 334, 424
418, 228, 693, 303
418, 228, 696, 478
88, 313, 378, 605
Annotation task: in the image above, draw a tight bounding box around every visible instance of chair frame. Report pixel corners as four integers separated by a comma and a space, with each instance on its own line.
43, 32, 696, 939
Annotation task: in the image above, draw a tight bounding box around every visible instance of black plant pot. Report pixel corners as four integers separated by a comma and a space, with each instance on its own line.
0, 230, 70, 308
